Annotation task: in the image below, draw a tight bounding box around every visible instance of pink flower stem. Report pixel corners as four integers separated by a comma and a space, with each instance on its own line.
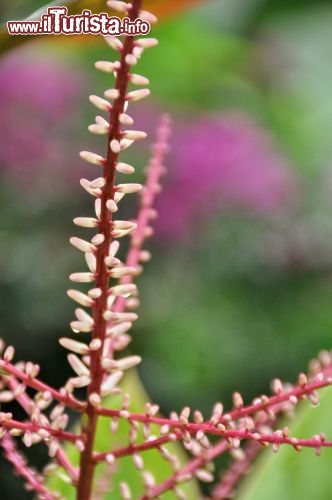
211, 441, 262, 499
0, 416, 80, 442
221, 372, 332, 424
0, 359, 85, 411
95, 369, 332, 428
3, 372, 79, 481
1, 434, 57, 500
112, 113, 171, 315
77, 2, 143, 498
141, 439, 229, 499
93, 434, 177, 463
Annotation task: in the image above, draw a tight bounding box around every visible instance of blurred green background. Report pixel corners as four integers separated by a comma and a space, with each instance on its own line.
1, 0, 332, 498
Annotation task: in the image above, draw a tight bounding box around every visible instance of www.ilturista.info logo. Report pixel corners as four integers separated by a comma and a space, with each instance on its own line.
7, 7, 151, 36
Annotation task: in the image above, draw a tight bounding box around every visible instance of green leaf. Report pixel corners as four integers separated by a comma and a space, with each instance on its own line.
237, 386, 332, 500
46, 370, 201, 498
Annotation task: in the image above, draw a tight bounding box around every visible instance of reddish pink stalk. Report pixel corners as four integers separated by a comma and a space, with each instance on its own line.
112, 113, 171, 314
211, 441, 262, 499
95, 367, 332, 426
3, 369, 79, 481
1, 434, 56, 500
0, 359, 85, 411
77, 2, 143, 498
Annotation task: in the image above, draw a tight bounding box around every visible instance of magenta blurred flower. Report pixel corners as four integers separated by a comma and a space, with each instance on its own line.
0, 48, 87, 190
155, 114, 298, 238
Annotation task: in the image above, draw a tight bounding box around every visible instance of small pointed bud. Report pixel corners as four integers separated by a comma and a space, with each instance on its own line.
104, 256, 121, 267
135, 38, 158, 49
194, 410, 204, 424
119, 113, 134, 125
106, 322, 132, 337
59, 338, 89, 355
73, 217, 99, 228
143, 471, 156, 488
309, 391, 320, 406
70, 237, 96, 253
289, 395, 298, 405
95, 60, 120, 73
116, 183, 142, 194
95, 116, 109, 127
160, 424, 170, 435
180, 407, 190, 425
100, 371, 123, 396
48, 440, 60, 458
106, 453, 115, 464
107, 1, 128, 13
138, 251, 151, 263
70, 375, 91, 388
130, 74, 150, 86
95, 198, 101, 218
109, 312, 138, 323
89, 177, 106, 189
126, 89, 150, 102
106, 199, 118, 212
0, 391, 14, 403
88, 123, 109, 135
110, 283, 136, 297
88, 287, 102, 299
119, 482, 132, 500
89, 94, 111, 111
67, 289, 94, 307
133, 453, 144, 470
125, 54, 137, 66
103, 310, 113, 321
69, 272, 94, 283
102, 355, 141, 371
139, 10, 158, 24
133, 46, 144, 59
91, 233, 105, 245
104, 88, 120, 100
75, 440, 85, 452
3, 346, 15, 362
116, 162, 135, 175
109, 240, 120, 257
112, 220, 137, 231
195, 469, 214, 483
104, 36, 123, 51
80, 178, 101, 197
89, 338, 102, 351
85, 253, 97, 273
67, 354, 90, 377
75, 308, 93, 324
120, 138, 134, 150
122, 130, 147, 141
233, 392, 243, 408
89, 392, 101, 406
114, 192, 125, 203
272, 378, 283, 395
110, 139, 121, 153
79, 151, 104, 165
110, 266, 136, 278
70, 321, 93, 333
298, 373, 308, 386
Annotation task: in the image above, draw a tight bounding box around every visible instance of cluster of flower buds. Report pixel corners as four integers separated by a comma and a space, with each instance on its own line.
65, 0, 161, 413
